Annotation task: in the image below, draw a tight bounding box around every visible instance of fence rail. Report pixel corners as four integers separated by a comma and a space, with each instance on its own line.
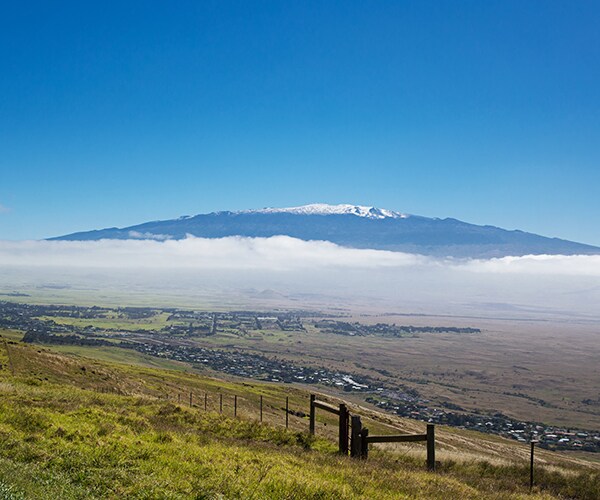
313, 400, 341, 415
309, 394, 349, 454
367, 433, 428, 444
351, 415, 436, 470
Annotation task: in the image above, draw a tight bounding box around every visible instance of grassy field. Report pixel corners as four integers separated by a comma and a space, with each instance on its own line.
37, 312, 176, 331
0, 334, 599, 499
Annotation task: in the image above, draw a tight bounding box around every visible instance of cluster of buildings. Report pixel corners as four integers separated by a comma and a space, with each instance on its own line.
314, 320, 481, 337
126, 340, 372, 392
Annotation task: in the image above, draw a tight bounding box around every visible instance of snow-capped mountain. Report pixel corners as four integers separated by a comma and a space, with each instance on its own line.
238, 203, 408, 220
51, 203, 600, 258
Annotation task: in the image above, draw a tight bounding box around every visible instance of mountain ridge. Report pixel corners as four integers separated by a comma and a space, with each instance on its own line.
50, 203, 600, 258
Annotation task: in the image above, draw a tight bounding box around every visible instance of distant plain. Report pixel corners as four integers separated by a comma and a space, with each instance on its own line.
3, 280, 599, 433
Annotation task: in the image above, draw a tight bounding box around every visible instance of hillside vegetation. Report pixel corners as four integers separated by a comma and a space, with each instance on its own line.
0, 334, 599, 499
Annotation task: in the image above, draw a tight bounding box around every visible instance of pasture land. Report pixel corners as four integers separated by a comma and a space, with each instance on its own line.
0, 339, 599, 498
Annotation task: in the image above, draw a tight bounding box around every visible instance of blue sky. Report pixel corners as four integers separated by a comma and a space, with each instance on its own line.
1, 1, 599, 243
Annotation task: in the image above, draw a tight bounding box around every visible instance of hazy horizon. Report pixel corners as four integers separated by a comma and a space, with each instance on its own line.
2, 236, 599, 320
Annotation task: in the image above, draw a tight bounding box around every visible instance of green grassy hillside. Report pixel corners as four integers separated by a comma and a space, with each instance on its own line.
0, 334, 598, 499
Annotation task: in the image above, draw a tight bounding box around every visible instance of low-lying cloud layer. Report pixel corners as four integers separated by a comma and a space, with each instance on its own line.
0, 237, 427, 270
462, 253, 600, 276
1, 236, 599, 317
1, 236, 599, 274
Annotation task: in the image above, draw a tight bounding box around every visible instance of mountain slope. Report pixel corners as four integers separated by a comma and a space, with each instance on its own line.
1, 337, 598, 499
51, 204, 600, 258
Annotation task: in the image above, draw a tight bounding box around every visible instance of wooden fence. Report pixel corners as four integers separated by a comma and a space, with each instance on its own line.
309, 394, 435, 470
91, 384, 556, 483
134, 388, 294, 429
309, 394, 350, 454
96, 383, 436, 471
350, 415, 436, 471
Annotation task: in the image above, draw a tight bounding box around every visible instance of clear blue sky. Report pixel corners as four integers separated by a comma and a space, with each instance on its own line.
1, 1, 599, 244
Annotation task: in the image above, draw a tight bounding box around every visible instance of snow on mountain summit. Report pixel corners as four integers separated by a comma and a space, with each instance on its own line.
239, 203, 408, 219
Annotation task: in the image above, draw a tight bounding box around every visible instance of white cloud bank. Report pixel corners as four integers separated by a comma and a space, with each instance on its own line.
0, 236, 428, 270
461, 254, 600, 276
0, 236, 598, 275
0, 236, 599, 317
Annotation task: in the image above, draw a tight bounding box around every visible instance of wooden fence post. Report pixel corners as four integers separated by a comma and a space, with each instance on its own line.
427, 424, 435, 471
189, 391, 192, 408
339, 403, 349, 455
360, 427, 369, 459
234, 395, 237, 417
309, 394, 316, 435
260, 395, 263, 422
204, 392, 207, 411
530, 440, 538, 491
219, 393, 223, 414
285, 397, 289, 429
350, 415, 362, 458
